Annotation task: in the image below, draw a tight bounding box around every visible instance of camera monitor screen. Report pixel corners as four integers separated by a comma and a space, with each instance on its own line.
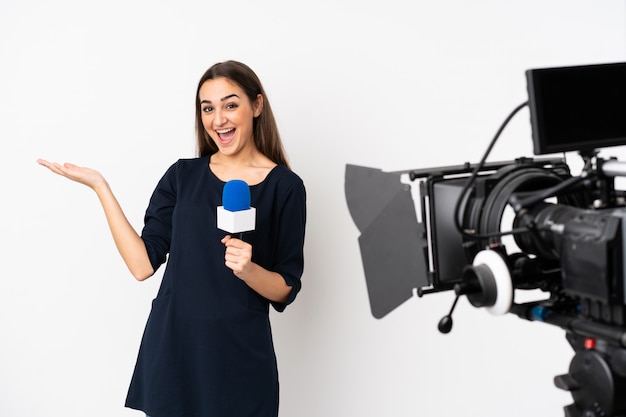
526, 62, 626, 155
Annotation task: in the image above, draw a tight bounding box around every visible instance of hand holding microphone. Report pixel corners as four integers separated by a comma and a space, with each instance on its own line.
221, 234, 253, 278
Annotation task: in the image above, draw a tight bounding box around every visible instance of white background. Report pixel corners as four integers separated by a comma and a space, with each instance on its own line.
1, 1, 625, 416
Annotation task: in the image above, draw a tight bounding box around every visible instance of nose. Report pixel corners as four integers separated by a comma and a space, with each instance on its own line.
214, 108, 227, 126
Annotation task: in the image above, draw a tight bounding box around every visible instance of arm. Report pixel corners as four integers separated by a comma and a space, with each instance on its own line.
37, 159, 154, 281
221, 235, 291, 303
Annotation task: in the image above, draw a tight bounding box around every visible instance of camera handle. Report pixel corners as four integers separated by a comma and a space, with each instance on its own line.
436, 249, 513, 334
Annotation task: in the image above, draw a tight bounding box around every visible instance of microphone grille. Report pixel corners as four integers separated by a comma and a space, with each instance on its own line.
222, 180, 251, 211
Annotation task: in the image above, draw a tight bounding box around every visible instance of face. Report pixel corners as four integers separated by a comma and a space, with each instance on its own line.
199, 77, 263, 158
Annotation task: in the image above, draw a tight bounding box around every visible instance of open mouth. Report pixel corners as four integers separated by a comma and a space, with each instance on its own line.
216, 128, 236, 143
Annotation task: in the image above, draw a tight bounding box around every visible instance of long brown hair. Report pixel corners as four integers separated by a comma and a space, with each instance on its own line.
195, 60, 290, 168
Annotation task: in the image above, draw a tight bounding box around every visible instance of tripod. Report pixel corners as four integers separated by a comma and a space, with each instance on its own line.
503, 302, 626, 417
554, 332, 626, 417
440, 296, 626, 416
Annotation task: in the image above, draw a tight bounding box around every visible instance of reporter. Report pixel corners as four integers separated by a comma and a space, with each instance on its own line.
38, 60, 307, 417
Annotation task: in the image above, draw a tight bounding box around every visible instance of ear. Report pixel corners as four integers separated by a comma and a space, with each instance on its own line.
253, 94, 264, 118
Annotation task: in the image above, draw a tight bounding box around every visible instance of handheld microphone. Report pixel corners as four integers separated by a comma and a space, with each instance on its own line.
217, 180, 256, 237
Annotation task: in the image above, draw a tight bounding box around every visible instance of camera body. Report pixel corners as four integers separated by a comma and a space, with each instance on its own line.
414, 154, 626, 327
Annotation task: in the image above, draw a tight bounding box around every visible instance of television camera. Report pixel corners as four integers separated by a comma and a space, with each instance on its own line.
345, 62, 626, 417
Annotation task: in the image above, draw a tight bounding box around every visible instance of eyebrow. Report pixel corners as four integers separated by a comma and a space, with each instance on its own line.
200, 93, 240, 104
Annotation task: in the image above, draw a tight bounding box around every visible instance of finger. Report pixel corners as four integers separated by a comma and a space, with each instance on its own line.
224, 237, 243, 248
36, 159, 58, 171
48, 163, 67, 176
53, 163, 74, 178
37, 159, 68, 176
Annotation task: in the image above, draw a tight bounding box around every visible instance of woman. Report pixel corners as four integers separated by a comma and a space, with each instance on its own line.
37, 60, 306, 417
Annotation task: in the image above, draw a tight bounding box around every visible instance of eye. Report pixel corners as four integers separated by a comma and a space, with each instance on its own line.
226, 102, 239, 110
202, 105, 213, 113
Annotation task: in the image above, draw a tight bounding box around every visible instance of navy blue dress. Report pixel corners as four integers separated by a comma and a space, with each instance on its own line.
124, 156, 306, 417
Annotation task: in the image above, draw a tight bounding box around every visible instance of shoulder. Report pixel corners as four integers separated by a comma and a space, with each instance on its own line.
152, 156, 210, 193
262, 165, 306, 206
267, 165, 305, 188
173, 155, 209, 170
163, 156, 209, 177
263, 165, 306, 198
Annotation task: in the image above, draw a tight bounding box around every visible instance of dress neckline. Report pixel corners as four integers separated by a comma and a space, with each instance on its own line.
204, 155, 280, 187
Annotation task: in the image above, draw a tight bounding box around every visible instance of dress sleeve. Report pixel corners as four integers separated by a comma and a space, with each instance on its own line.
141, 162, 178, 272
271, 175, 307, 312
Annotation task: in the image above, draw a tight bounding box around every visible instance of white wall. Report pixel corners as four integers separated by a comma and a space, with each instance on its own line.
1, 1, 625, 416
